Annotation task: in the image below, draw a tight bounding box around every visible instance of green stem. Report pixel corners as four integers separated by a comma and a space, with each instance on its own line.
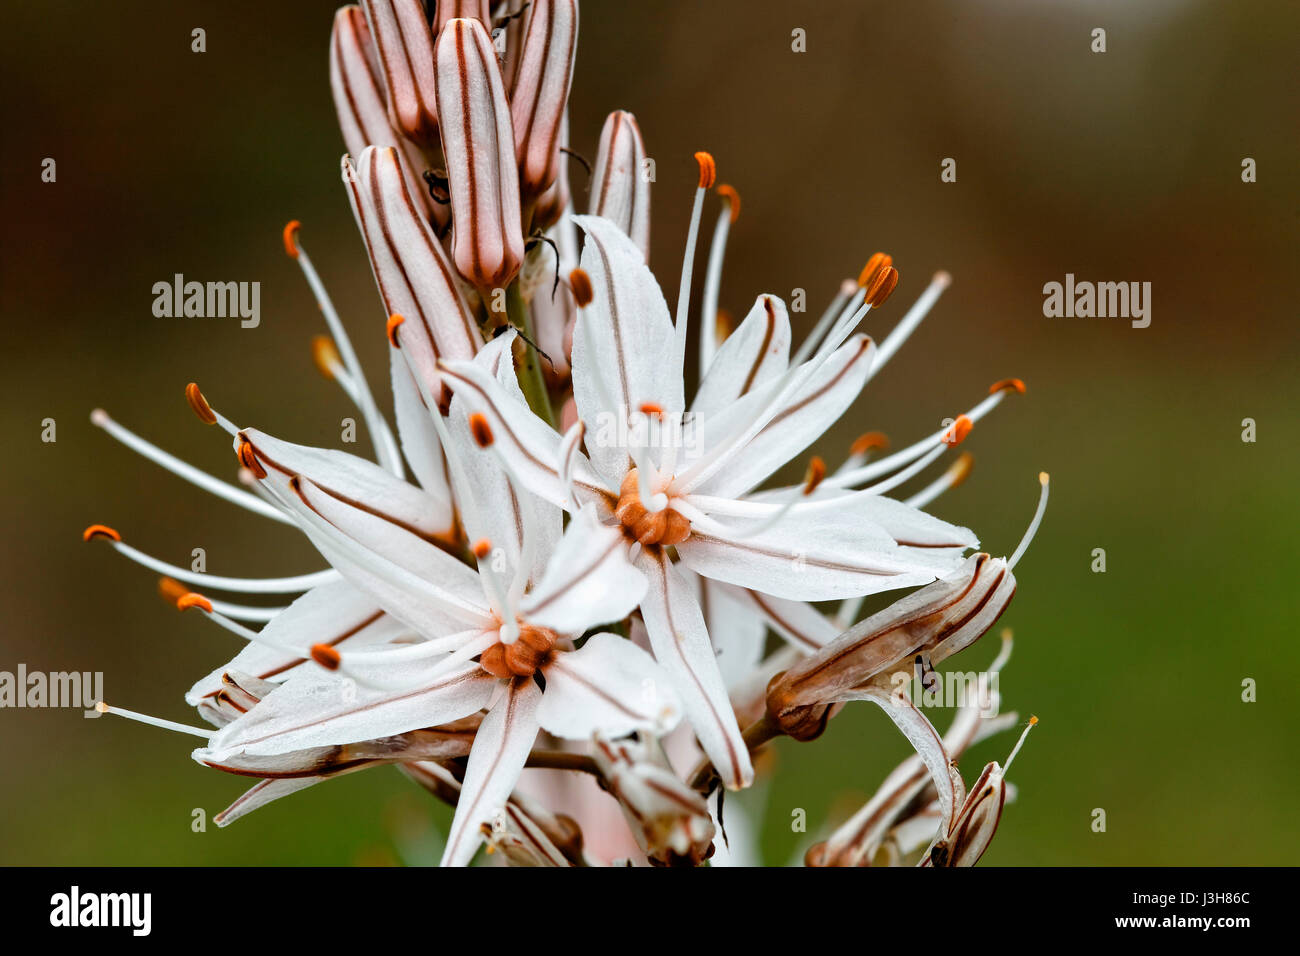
506, 283, 556, 428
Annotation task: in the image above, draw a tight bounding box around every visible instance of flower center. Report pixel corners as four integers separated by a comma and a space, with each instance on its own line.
479, 624, 560, 679
615, 468, 691, 547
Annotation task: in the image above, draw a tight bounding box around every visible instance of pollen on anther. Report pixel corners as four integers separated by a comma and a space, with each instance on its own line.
311, 644, 342, 671
851, 431, 889, 456
694, 151, 717, 189
283, 220, 302, 258
856, 252, 892, 288
386, 313, 406, 348
569, 269, 593, 307
865, 266, 899, 308
312, 335, 341, 378
185, 383, 217, 425
716, 184, 741, 222
237, 438, 267, 479
158, 577, 189, 606
803, 456, 827, 495
989, 378, 1026, 395
82, 524, 121, 543
942, 415, 974, 446
472, 538, 493, 560
468, 413, 494, 448
177, 593, 213, 613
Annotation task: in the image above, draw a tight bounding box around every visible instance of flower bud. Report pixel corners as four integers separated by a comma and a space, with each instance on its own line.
435, 17, 527, 291
511, 0, 579, 203
590, 110, 651, 258
361, 0, 440, 146
594, 734, 716, 867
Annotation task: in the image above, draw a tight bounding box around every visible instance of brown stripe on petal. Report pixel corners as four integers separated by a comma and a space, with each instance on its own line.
361, 0, 440, 145
511, 0, 578, 199
591, 110, 651, 256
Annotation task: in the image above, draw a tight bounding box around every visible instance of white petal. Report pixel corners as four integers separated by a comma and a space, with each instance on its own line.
570, 214, 682, 484
538, 633, 680, 739
205, 660, 496, 758
692, 575, 767, 689
677, 491, 973, 601
589, 111, 650, 257
389, 348, 452, 504
186, 579, 406, 705
521, 504, 645, 635
691, 294, 790, 419
708, 579, 838, 655
441, 678, 544, 866
638, 553, 753, 789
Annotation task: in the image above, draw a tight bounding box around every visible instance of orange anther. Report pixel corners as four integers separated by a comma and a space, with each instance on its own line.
282, 220, 301, 258
311, 335, 341, 378
850, 431, 889, 456
989, 378, 1026, 395
468, 413, 494, 448
311, 644, 342, 670
82, 524, 121, 543
158, 577, 189, 606
716, 184, 741, 223
864, 266, 899, 308
942, 415, 974, 446
803, 456, 827, 495
694, 151, 717, 189
237, 438, 267, 479
185, 383, 217, 425
386, 313, 406, 348
177, 593, 213, 613
639, 402, 664, 419
472, 538, 493, 560
569, 268, 593, 307
856, 252, 892, 288
949, 452, 975, 488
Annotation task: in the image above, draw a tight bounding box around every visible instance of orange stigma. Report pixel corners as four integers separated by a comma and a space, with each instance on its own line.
989, 378, 1026, 395
716, 183, 741, 222
311, 644, 342, 670
237, 438, 267, 479
177, 593, 213, 613
386, 313, 406, 348
185, 383, 217, 425
468, 413, 494, 448
569, 268, 593, 307
942, 415, 974, 446
82, 524, 121, 543
282, 220, 301, 258
694, 151, 717, 189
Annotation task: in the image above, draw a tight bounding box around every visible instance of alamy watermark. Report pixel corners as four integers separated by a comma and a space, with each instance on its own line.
590, 405, 702, 458
1042, 274, 1150, 328
152, 273, 260, 328
0, 664, 102, 716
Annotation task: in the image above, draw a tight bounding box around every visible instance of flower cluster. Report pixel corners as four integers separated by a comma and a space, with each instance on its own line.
86, 0, 1047, 867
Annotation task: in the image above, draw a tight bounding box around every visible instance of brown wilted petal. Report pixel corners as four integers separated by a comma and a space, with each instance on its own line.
766, 553, 1015, 741
511, 0, 579, 203
361, 0, 441, 147
590, 110, 651, 258
435, 17, 526, 291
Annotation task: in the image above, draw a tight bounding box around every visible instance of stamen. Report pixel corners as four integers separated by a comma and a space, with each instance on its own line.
185, 383, 222, 429
386, 313, 406, 348
287, 223, 403, 477
673, 151, 715, 378
95, 701, 213, 739
468, 413, 494, 448
569, 267, 593, 307
989, 378, 1026, 395
1007, 472, 1049, 571
311, 644, 342, 670
311, 335, 343, 379
158, 577, 284, 622
904, 452, 974, 509
941, 415, 973, 446
837, 430, 889, 475
803, 456, 827, 495
791, 278, 858, 366
699, 189, 738, 376
1001, 715, 1038, 776
864, 266, 899, 308
866, 271, 951, 378
176, 592, 213, 613
856, 252, 892, 289
558, 420, 586, 512
90, 531, 337, 593
91, 409, 290, 525
237, 438, 268, 479
472, 538, 493, 561
855, 441, 948, 497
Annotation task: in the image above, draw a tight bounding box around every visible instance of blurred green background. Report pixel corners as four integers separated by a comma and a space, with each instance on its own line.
2, 0, 1297, 865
